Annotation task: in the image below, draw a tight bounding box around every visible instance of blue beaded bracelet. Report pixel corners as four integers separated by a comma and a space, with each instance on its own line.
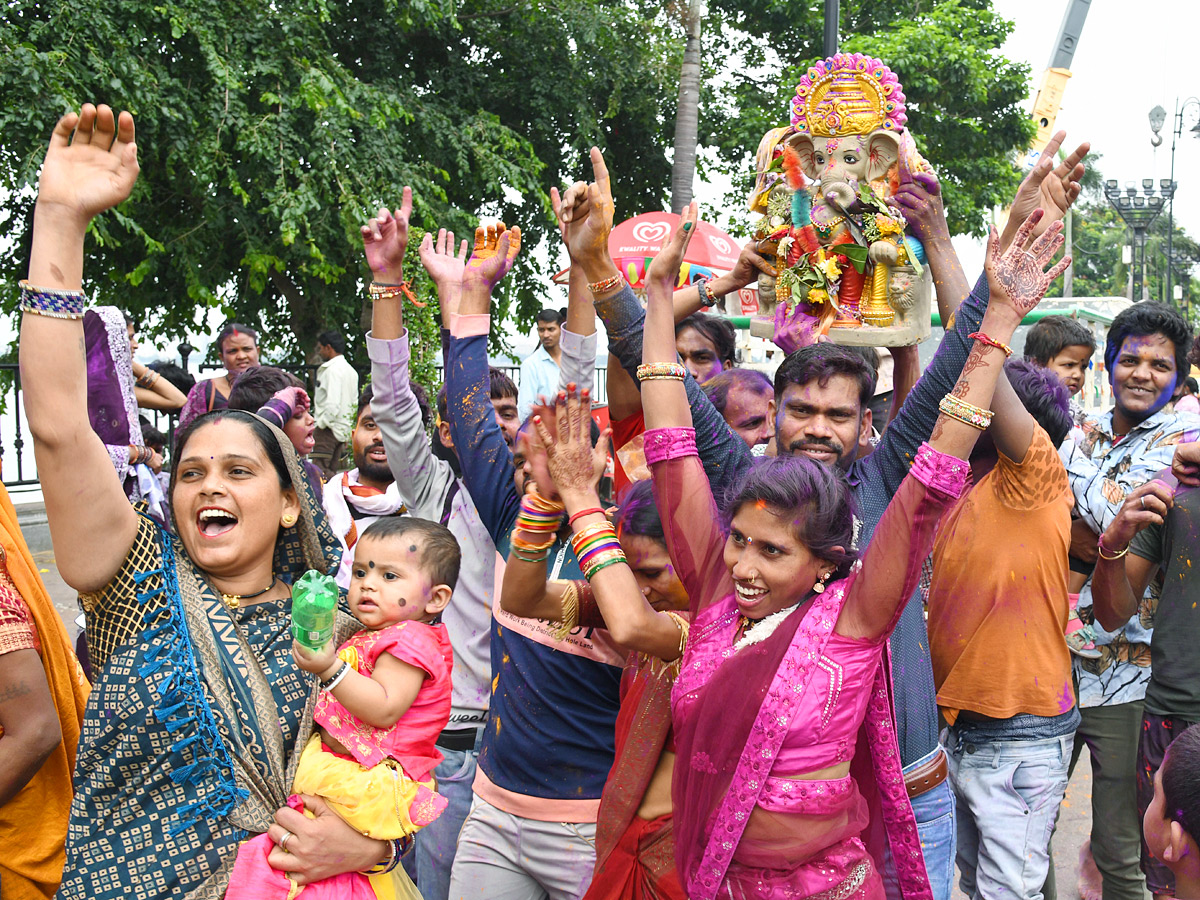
19, 280, 87, 319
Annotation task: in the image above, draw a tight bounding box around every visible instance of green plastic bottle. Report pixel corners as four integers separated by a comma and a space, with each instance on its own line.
291, 569, 338, 651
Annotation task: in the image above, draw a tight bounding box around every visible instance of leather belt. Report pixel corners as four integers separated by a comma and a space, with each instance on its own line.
904, 748, 948, 799
436, 728, 479, 752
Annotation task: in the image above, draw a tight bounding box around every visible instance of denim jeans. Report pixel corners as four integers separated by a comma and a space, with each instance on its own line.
884, 745, 957, 900
948, 729, 1072, 900
412, 726, 483, 900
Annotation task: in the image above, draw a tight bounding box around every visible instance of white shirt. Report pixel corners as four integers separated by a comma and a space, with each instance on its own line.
313, 353, 359, 441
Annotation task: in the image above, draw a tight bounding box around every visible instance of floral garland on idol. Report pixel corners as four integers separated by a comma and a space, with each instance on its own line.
750, 53, 929, 337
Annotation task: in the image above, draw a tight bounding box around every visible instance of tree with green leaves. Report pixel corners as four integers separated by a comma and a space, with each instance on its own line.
0, 0, 677, 381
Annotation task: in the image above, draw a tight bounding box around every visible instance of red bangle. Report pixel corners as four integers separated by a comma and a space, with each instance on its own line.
968, 332, 1013, 358
568, 507, 605, 525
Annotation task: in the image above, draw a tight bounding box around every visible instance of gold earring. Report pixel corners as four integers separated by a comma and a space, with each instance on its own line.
813, 571, 831, 594
281, 513, 297, 527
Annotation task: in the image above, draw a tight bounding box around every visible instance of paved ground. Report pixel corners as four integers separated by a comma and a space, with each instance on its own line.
11, 494, 1106, 898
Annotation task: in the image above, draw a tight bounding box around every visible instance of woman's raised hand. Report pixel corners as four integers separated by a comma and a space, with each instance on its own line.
534, 386, 609, 501
360, 188, 412, 284
984, 209, 1071, 322
645, 202, 698, 302
37, 104, 139, 224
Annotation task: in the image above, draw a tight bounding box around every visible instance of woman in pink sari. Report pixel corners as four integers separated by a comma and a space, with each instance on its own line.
631, 204, 1070, 900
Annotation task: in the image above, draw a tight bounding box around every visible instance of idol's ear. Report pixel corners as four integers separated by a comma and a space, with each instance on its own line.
787, 132, 820, 181
865, 130, 902, 183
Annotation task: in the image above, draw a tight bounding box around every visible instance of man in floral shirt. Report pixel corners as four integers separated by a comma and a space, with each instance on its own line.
1058, 302, 1200, 900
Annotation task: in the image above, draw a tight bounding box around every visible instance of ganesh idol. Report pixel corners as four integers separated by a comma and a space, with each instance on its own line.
748, 53, 933, 347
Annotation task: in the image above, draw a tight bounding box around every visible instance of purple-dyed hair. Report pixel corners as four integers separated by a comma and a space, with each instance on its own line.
773, 343, 875, 409
722, 456, 858, 576
700, 368, 774, 416
615, 479, 665, 544
1004, 358, 1072, 446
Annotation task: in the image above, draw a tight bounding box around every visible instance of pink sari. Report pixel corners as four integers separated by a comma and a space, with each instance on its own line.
644, 429, 967, 900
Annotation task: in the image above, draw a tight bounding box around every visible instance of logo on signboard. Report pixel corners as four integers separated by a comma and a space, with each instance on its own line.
739, 288, 759, 315
710, 235, 732, 255
631, 221, 672, 245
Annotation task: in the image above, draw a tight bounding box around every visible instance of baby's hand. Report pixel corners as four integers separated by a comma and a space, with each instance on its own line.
293, 640, 338, 676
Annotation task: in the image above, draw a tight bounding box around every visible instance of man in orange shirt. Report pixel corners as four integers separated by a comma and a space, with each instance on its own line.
927, 358, 1077, 900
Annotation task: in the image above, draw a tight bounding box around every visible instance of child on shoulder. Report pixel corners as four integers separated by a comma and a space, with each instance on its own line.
228, 516, 458, 899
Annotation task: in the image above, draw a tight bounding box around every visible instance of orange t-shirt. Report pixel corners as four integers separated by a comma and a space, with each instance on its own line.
927, 425, 1076, 724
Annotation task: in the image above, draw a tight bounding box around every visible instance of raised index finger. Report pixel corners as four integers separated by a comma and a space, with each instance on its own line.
590, 147, 611, 200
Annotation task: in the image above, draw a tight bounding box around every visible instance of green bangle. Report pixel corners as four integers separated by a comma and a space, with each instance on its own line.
583, 557, 626, 580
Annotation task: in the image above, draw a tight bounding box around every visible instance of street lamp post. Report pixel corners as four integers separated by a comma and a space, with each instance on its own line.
1149, 97, 1200, 307
1165, 247, 1197, 318
1104, 180, 1167, 301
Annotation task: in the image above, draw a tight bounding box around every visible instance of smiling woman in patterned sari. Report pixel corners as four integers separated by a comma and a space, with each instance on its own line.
19, 104, 394, 900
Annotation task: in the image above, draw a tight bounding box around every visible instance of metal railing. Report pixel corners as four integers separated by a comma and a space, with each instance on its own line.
1, 362, 609, 488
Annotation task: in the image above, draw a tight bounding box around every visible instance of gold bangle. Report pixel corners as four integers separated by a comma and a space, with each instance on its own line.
637, 362, 688, 381
1097, 536, 1129, 561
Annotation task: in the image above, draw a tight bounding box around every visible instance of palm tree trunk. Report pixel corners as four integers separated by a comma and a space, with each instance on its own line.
670, 0, 702, 214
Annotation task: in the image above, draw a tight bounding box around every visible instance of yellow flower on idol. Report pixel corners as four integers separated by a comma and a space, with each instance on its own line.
819, 255, 841, 282
875, 214, 904, 236
808, 288, 830, 305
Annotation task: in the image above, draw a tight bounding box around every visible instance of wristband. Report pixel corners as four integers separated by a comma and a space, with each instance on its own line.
968, 332, 1013, 358
360, 837, 410, 875
938, 394, 993, 431
696, 277, 724, 309
587, 273, 625, 295
636, 362, 688, 382
19, 280, 87, 319
369, 280, 426, 307
568, 507, 605, 525
319, 660, 350, 691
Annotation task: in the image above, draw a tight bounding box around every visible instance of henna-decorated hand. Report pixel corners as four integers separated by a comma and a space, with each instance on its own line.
1002, 130, 1088, 251
360, 188, 412, 284
36, 104, 140, 225
558, 147, 615, 271
888, 163, 948, 248
984, 210, 1071, 323
418, 227, 469, 319
1102, 480, 1175, 550
534, 386, 609, 501
646, 202, 698, 302
462, 223, 521, 294
772, 299, 824, 355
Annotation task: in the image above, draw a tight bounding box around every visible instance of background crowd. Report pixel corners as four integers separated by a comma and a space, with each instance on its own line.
4, 99, 1200, 900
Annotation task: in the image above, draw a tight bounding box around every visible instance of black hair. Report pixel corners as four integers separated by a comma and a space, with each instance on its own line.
1024, 315, 1097, 365
1004, 358, 1072, 447
614, 480, 665, 544
1104, 302, 1192, 386
676, 313, 737, 369
216, 323, 259, 353
140, 417, 168, 453
1189, 333, 1200, 369
149, 360, 196, 393
842, 345, 881, 375
356, 383, 375, 422
700, 368, 774, 416
535, 308, 564, 325
227, 365, 305, 413
409, 381, 433, 431
773, 343, 876, 410
723, 456, 858, 577
1161, 723, 1200, 846
316, 330, 347, 354
171, 409, 293, 492
436, 367, 518, 420
359, 516, 462, 590
1186, 377, 1199, 396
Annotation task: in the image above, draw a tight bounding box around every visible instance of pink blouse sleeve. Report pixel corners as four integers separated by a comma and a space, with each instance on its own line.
645, 427, 733, 616
844, 443, 970, 641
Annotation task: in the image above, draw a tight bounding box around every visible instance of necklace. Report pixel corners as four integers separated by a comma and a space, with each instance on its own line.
734, 595, 812, 652
218, 576, 278, 611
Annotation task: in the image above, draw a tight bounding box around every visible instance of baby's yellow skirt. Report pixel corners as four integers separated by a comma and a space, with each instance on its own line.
293, 734, 447, 839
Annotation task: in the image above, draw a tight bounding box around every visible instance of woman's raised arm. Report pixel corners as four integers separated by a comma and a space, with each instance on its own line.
20, 105, 141, 592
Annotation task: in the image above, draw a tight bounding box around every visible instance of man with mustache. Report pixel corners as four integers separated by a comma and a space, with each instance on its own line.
571, 134, 1087, 900
320, 386, 410, 588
